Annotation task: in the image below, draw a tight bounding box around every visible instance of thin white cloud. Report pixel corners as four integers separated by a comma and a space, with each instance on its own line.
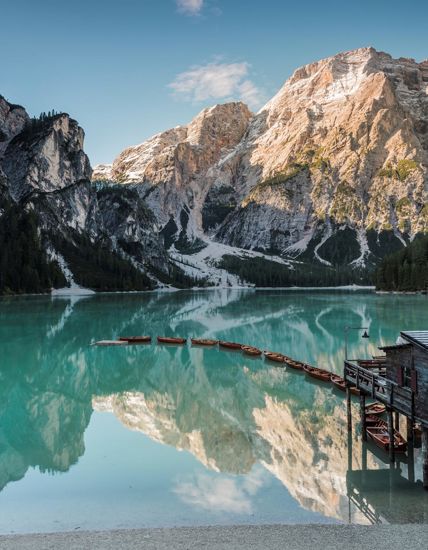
168, 61, 265, 109
176, 0, 204, 16
173, 474, 253, 514
173, 468, 269, 515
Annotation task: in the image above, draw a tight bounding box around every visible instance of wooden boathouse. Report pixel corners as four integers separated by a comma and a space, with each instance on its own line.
344, 330, 428, 489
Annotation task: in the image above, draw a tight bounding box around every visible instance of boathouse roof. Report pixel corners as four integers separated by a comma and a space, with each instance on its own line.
378, 343, 411, 352
401, 331, 428, 351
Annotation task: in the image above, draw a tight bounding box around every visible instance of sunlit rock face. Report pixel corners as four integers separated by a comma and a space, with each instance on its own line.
106, 102, 253, 239
3, 115, 91, 202
217, 48, 428, 258
92, 163, 113, 182
97, 48, 428, 270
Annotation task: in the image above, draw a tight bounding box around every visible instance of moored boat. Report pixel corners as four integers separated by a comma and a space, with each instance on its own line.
366, 426, 407, 453
219, 341, 242, 350
330, 374, 360, 395
330, 374, 346, 391
303, 365, 331, 382
241, 345, 262, 356
119, 336, 151, 343
365, 402, 386, 416
264, 351, 285, 363
284, 358, 304, 370
94, 340, 128, 346
365, 414, 387, 428
157, 336, 186, 344
191, 338, 218, 346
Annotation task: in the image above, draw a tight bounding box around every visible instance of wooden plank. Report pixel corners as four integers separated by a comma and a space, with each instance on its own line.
423, 428, 428, 490
347, 386, 352, 432
360, 393, 367, 441
387, 408, 395, 464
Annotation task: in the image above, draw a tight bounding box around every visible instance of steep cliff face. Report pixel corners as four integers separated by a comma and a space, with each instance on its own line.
216, 48, 428, 265
0, 96, 28, 157
0, 98, 170, 292
97, 48, 428, 280
3, 114, 91, 202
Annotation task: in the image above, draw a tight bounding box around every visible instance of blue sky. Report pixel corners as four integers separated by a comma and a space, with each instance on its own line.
1, 0, 427, 165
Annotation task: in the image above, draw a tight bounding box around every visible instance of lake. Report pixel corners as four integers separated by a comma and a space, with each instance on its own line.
0, 289, 427, 533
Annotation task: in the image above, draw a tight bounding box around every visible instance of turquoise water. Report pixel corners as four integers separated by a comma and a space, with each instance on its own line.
0, 289, 427, 533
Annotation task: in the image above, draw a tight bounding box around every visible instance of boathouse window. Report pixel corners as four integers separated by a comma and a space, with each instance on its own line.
398, 365, 417, 392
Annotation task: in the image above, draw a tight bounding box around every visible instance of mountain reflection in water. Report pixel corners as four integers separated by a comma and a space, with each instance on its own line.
1, 289, 428, 528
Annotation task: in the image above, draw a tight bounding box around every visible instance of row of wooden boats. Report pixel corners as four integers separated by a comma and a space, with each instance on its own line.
96, 337, 363, 396
96, 336, 265, 354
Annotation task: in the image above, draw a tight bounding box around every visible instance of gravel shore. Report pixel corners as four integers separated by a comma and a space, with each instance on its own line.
1, 524, 427, 550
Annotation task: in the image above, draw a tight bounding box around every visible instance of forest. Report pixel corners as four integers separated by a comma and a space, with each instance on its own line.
51, 232, 154, 292
375, 234, 428, 291
219, 255, 372, 287
0, 201, 66, 294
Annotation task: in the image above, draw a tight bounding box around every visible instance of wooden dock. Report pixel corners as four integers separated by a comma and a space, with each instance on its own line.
343, 330, 428, 491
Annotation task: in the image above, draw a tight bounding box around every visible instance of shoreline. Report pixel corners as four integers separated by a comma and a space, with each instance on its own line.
5, 285, 428, 299
1, 524, 427, 550
1, 285, 376, 299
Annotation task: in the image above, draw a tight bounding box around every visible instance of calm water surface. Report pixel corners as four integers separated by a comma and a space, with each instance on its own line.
0, 289, 428, 533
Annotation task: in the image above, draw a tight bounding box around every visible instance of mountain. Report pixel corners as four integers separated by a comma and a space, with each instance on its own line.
94, 47, 428, 286
2, 47, 428, 292
0, 98, 184, 294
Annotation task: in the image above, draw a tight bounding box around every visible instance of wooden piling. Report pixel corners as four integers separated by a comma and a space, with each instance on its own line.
406, 416, 414, 447
347, 430, 353, 473
406, 416, 415, 483
423, 428, 428, 491
359, 393, 366, 441
346, 386, 352, 432
387, 408, 395, 464
394, 411, 400, 431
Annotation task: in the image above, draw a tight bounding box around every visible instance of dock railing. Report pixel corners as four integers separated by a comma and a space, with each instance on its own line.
344, 360, 415, 420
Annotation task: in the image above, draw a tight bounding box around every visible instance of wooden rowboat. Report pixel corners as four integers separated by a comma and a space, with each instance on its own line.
191, 338, 218, 346
94, 340, 128, 346
303, 365, 331, 382
119, 336, 151, 343
330, 374, 360, 395
366, 426, 407, 453
264, 351, 285, 363
219, 341, 242, 350
284, 358, 304, 370
365, 402, 386, 416
241, 345, 262, 356
365, 415, 387, 428
157, 336, 186, 344
330, 374, 346, 391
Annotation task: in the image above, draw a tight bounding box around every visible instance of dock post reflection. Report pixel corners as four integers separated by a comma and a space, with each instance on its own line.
346, 387, 352, 432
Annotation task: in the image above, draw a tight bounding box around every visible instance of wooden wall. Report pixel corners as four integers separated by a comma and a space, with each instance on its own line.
385, 345, 428, 426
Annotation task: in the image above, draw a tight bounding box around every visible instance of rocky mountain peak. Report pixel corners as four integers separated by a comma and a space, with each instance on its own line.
104, 101, 252, 187
0, 95, 29, 157
2, 113, 92, 202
